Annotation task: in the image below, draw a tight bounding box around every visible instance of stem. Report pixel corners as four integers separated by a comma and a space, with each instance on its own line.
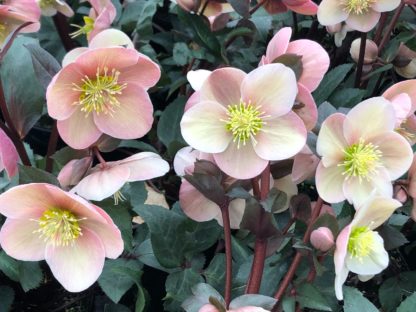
292, 12, 298, 36
378, 1, 405, 54
373, 13, 388, 45
93, 147, 106, 165
45, 122, 59, 172
271, 197, 324, 307
249, 0, 265, 15
52, 13, 77, 51
220, 200, 232, 308
354, 32, 367, 88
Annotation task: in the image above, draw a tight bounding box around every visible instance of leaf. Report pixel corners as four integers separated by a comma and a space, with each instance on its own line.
379, 271, 416, 312
397, 292, 416, 312
312, 64, 354, 105
98, 258, 143, 303
272, 54, 303, 80
296, 283, 332, 311
261, 188, 287, 213
104, 303, 131, 312
18, 165, 60, 186
0, 251, 19, 282
229, 294, 276, 310
18, 262, 43, 292
173, 42, 192, 66
378, 224, 408, 250
289, 194, 311, 223
328, 88, 366, 108
24, 43, 61, 90
135, 284, 147, 312
282, 296, 295, 312
203, 254, 226, 292
0, 285, 14, 312
182, 283, 225, 312
51, 147, 90, 168
343, 286, 378, 312
226, 0, 250, 18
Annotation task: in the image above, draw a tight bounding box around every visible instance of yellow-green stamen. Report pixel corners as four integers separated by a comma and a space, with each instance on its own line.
70, 16, 94, 38
342, 0, 376, 15
113, 190, 126, 205
224, 100, 266, 148
340, 138, 382, 181
72, 67, 127, 116
348, 226, 374, 259
33, 208, 84, 246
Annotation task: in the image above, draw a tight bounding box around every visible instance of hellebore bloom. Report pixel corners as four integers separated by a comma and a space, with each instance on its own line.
36, 0, 74, 17
383, 80, 416, 145
263, 0, 318, 15
350, 38, 378, 64
261, 27, 330, 130
0, 127, 19, 178
57, 156, 93, 189
326, 23, 352, 47
71, 152, 170, 202
316, 97, 413, 206
0, 183, 123, 292
318, 0, 400, 32
46, 46, 160, 149
334, 196, 401, 300
393, 44, 416, 79
180, 64, 307, 179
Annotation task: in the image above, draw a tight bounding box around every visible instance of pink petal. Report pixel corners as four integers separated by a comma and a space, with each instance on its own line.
200, 67, 246, 107
0, 219, 46, 261
93, 84, 153, 140
184, 91, 201, 111
334, 224, 351, 300
241, 64, 297, 118
316, 113, 348, 167
118, 53, 161, 89
286, 40, 330, 92
58, 157, 93, 189
199, 304, 219, 312
345, 10, 380, 32
315, 162, 346, 203
286, 1, 318, 15
45, 228, 105, 292
317, 0, 348, 26
383, 80, 416, 114
292, 145, 320, 184
372, 0, 401, 12
180, 101, 231, 153
254, 112, 307, 160
0, 127, 19, 178
293, 83, 318, 131
389, 93, 412, 127
265, 27, 292, 63
89, 29, 134, 49
214, 142, 268, 179
117, 152, 170, 181
57, 109, 102, 150
353, 196, 401, 229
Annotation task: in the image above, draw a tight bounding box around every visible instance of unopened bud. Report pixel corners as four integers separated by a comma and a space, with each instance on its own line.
394, 185, 408, 204
394, 44, 416, 79
350, 38, 378, 64
310, 227, 334, 252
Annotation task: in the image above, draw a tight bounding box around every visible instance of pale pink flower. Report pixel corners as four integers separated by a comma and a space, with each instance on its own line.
199, 305, 269, 312
36, 0, 74, 17
57, 156, 93, 189
0, 127, 19, 178
0, 183, 123, 292
46, 46, 160, 149
310, 226, 334, 252
180, 64, 307, 179
318, 0, 401, 32
263, 0, 318, 15
383, 80, 416, 144
71, 152, 169, 202
261, 27, 330, 130
292, 145, 320, 184
350, 38, 378, 64
334, 196, 401, 300
316, 97, 413, 206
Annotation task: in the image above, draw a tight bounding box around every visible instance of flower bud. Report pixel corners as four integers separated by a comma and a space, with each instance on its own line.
394, 44, 416, 78
350, 38, 378, 64
394, 185, 408, 204
310, 227, 334, 252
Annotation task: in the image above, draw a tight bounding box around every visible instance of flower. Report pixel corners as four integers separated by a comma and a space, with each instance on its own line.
316, 97, 413, 206
46, 46, 160, 149
0, 183, 123, 292
57, 156, 93, 189
36, 0, 74, 17
350, 38, 378, 64
326, 23, 352, 47
260, 27, 330, 130
383, 80, 416, 144
292, 145, 320, 184
393, 44, 416, 79
263, 0, 318, 15
334, 195, 401, 300
310, 226, 335, 252
71, 152, 169, 202
0, 127, 19, 178
180, 64, 307, 179
318, 0, 401, 32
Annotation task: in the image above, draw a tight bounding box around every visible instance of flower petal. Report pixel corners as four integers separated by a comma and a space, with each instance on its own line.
293, 84, 318, 131
353, 196, 401, 229
45, 228, 105, 292
118, 53, 161, 89
265, 27, 292, 63
215, 198, 245, 229
372, 0, 401, 12
317, 0, 348, 26
117, 152, 170, 181
187, 70, 212, 91
62, 48, 88, 67
389, 93, 412, 126
287, 1, 318, 15
315, 162, 346, 203
345, 10, 380, 32
0, 127, 19, 178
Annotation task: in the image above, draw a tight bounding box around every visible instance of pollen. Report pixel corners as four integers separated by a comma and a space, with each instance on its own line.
224, 100, 266, 148
33, 208, 84, 247
340, 138, 382, 181
342, 0, 376, 15
72, 67, 127, 116
348, 226, 374, 259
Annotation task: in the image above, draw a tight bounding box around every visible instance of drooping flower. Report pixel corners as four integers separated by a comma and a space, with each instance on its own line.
46, 46, 160, 149
318, 0, 401, 32
71, 152, 169, 202
334, 196, 401, 300
316, 97, 413, 206
383, 80, 416, 144
326, 23, 352, 47
180, 64, 307, 179
57, 156, 93, 189
263, 0, 318, 15
0, 127, 19, 178
393, 44, 416, 79
260, 27, 330, 130
0, 183, 123, 292
350, 38, 378, 64
36, 0, 74, 17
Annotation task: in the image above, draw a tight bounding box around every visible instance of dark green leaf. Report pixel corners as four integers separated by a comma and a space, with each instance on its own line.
226, 0, 250, 18
378, 224, 408, 250
343, 286, 378, 312
397, 292, 416, 312
18, 165, 59, 185
328, 88, 366, 108
261, 188, 287, 213
296, 283, 332, 311
272, 54, 303, 80
379, 271, 416, 311
0, 285, 14, 312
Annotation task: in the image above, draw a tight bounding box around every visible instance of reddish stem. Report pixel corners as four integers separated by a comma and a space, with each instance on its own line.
378, 1, 405, 54
354, 32, 367, 88
373, 13, 388, 45
93, 147, 106, 165
220, 200, 233, 308
52, 13, 77, 51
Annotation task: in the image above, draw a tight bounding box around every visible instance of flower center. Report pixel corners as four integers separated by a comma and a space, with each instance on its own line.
70, 16, 95, 38
342, 0, 375, 15
340, 138, 382, 181
33, 208, 84, 246
224, 100, 266, 148
348, 226, 374, 259
72, 67, 127, 116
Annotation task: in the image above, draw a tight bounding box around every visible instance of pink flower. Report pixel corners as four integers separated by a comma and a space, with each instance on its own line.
383, 80, 416, 144
36, 0, 74, 17
263, 0, 318, 15
0, 127, 19, 178
310, 226, 334, 252
0, 183, 123, 292
318, 0, 401, 32
71, 152, 169, 202
57, 156, 93, 189
292, 145, 320, 184
334, 196, 401, 300
180, 64, 307, 179
46, 46, 160, 149
3, 0, 41, 23
261, 27, 330, 130
316, 97, 413, 206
